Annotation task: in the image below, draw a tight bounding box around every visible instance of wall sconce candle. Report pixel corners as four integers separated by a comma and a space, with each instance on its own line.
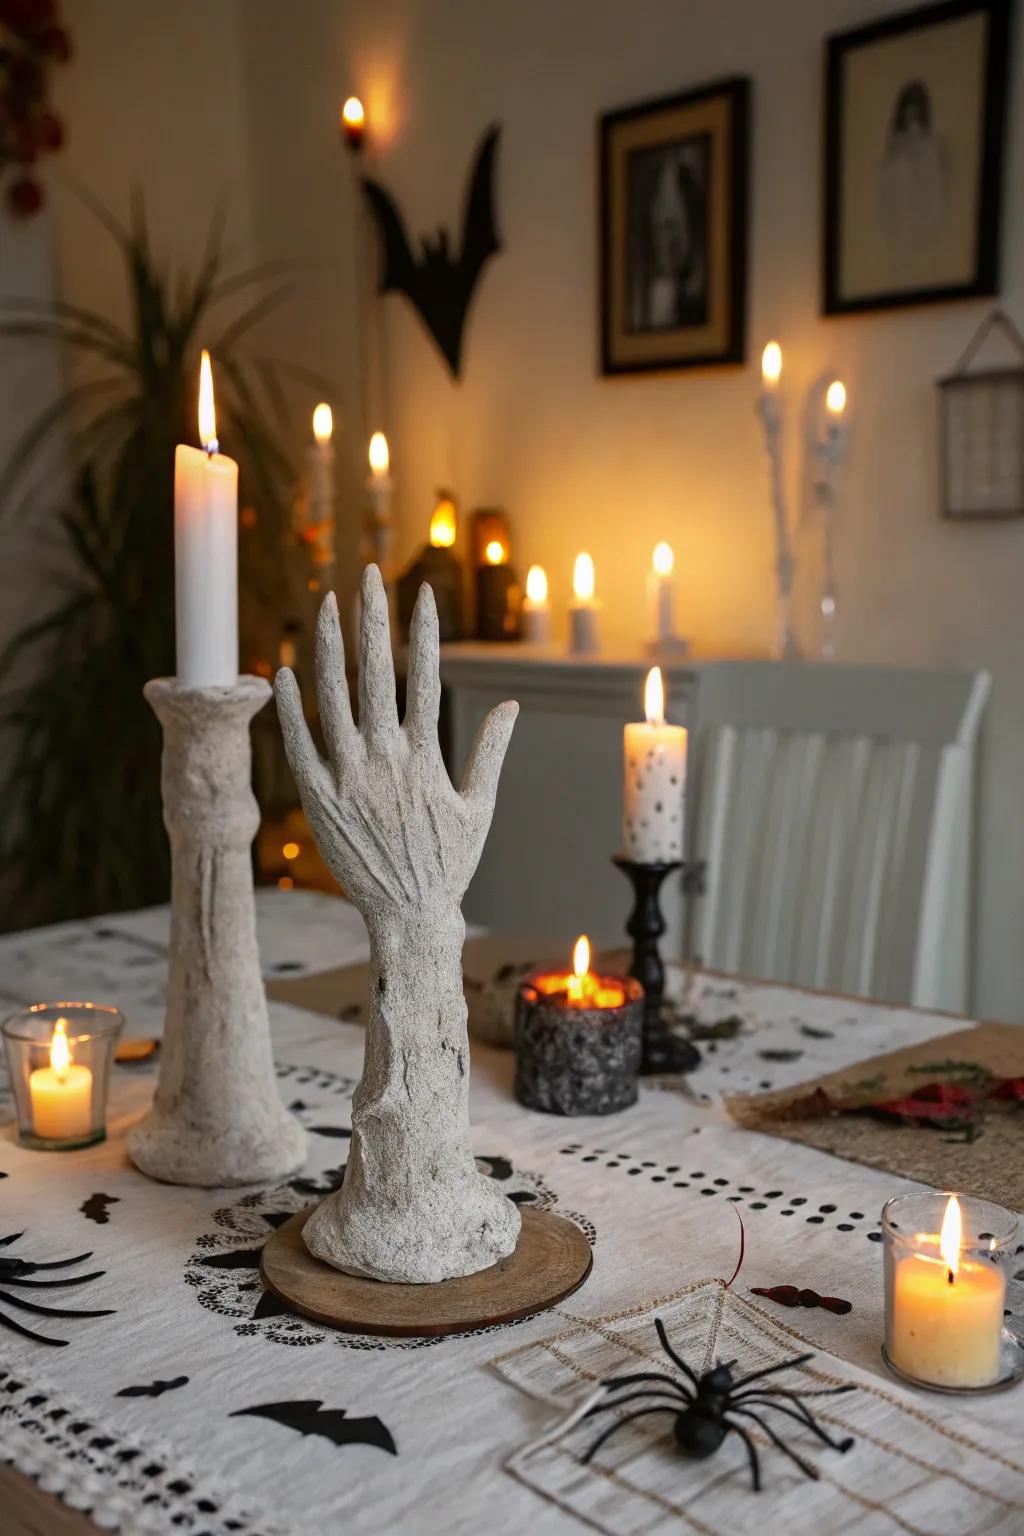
568, 551, 600, 656
341, 96, 366, 152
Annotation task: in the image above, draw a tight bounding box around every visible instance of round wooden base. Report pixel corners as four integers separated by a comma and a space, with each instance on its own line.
260, 1205, 593, 1338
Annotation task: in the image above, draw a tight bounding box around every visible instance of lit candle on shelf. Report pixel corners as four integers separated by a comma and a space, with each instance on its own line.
522, 565, 551, 644
341, 95, 366, 152
30, 1018, 92, 1142
429, 494, 457, 548
887, 1194, 1005, 1389
367, 431, 393, 575
174, 350, 238, 688
476, 536, 520, 641
307, 402, 336, 577
622, 666, 687, 863
648, 542, 676, 647
761, 339, 782, 394
568, 551, 600, 656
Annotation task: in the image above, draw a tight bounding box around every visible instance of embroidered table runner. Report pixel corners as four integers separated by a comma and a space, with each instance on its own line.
0, 896, 1019, 1536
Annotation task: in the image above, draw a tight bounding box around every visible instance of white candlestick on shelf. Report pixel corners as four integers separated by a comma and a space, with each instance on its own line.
367, 431, 393, 575
622, 666, 687, 863
568, 551, 600, 656
648, 542, 675, 645
174, 350, 238, 687
522, 564, 551, 644
817, 379, 847, 661
756, 339, 797, 660
309, 401, 336, 542
30, 1018, 92, 1141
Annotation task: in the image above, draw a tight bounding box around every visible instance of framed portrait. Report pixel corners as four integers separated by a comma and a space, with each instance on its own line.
599, 78, 750, 375
823, 0, 1011, 315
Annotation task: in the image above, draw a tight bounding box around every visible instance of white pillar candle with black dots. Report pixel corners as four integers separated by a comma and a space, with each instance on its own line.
621, 667, 686, 863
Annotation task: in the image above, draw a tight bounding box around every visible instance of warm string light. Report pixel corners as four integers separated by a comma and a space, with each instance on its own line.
198, 349, 218, 454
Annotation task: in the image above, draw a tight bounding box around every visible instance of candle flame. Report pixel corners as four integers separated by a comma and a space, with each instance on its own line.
567, 935, 590, 1002
573, 551, 595, 603
341, 96, 365, 141
312, 402, 333, 444
652, 541, 674, 578
525, 564, 547, 603
761, 340, 782, 385
429, 497, 457, 548
940, 1194, 962, 1282
50, 1017, 71, 1080
484, 539, 506, 566
645, 666, 665, 726
198, 350, 218, 452
826, 379, 847, 416
368, 431, 390, 477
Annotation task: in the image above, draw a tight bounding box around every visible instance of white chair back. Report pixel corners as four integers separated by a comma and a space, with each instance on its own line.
684, 662, 991, 1012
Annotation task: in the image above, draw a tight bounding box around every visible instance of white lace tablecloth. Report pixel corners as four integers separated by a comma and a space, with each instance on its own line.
0, 894, 1020, 1536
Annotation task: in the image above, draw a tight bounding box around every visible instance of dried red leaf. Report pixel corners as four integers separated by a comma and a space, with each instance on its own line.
751, 1284, 852, 1316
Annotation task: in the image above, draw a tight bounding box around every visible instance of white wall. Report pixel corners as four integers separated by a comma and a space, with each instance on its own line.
4, 0, 1020, 1020
241, 0, 1022, 1020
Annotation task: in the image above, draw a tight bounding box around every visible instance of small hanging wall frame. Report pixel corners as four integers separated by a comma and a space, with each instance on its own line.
938, 309, 1024, 520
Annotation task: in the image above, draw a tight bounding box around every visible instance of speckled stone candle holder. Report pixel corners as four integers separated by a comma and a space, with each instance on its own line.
127, 676, 307, 1188
515, 973, 643, 1116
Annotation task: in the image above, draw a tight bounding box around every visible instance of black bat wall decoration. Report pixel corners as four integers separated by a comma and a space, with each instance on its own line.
362, 124, 502, 379
230, 1399, 397, 1456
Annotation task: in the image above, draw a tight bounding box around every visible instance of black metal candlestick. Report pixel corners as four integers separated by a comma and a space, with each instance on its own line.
613, 857, 701, 1075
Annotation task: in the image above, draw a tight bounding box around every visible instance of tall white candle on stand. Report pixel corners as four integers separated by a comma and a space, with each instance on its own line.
367, 431, 393, 573
648, 541, 676, 646
174, 350, 238, 687
622, 667, 687, 862
309, 403, 335, 530
568, 551, 600, 656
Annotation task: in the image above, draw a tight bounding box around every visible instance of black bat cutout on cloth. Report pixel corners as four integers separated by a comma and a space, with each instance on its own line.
117, 1376, 189, 1398
362, 124, 502, 378
230, 1401, 397, 1455
81, 1192, 120, 1225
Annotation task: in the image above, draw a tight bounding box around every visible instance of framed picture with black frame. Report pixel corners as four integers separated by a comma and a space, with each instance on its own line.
823, 0, 1011, 316
599, 77, 750, 375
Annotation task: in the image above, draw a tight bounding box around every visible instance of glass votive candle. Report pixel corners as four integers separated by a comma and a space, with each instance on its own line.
882, 1190, 1021, 1392
2, 1003, 124, 1150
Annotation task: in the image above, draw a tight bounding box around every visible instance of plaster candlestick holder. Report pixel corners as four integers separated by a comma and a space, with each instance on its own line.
127, 676, 307, 1187
271, 567, 593, 1321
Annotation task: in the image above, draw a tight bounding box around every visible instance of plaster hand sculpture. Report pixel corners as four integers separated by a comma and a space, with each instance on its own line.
275, 566, 521, 1283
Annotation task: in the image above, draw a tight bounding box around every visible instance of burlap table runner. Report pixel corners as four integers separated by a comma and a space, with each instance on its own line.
725, 1021, 1024, 1208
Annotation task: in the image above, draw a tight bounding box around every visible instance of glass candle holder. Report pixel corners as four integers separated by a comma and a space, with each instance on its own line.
2, 1002, 124, 1150
882, 1190, 1023, 1393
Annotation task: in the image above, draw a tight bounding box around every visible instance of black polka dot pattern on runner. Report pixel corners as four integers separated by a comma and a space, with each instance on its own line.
553, 1145, 881, 1237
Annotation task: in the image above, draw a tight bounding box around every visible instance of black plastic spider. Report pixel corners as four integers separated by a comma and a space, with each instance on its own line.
0, 1231, 114, 1346
581, 1317, 856, 1490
